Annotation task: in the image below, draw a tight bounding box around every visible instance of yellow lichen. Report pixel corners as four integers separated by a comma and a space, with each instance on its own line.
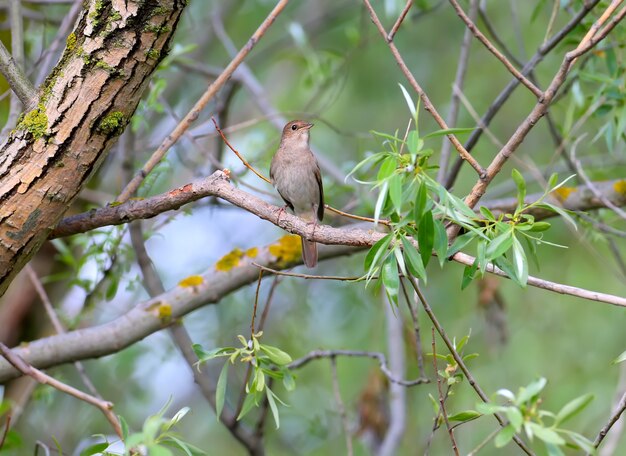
157, 303, 172, 321
178, 275, 204, 287
246, 247, 258, 258
216, 248, 244, 271
552, 186, 576, 201
613, 180, 626, 195
18, 104, 48, 139
66, 32, 77, 51
269, 235, 302, 265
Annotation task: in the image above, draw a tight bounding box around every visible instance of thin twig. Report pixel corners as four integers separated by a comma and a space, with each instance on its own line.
330, 357, 353, 456
438, 0, 478, 183
448, 0, 542, 98
407, 278, 534, 456
362, 0, 486, 178
432, 327, 460, 455
117, 0, 290, 202
593, 392, 626, 451
387, 0, 413, 41
0, 30, 36, 110
0, 342, 122, 439
25, 265, 102, 399
0, 415, 10, 451
400, 278, 426, 377
288, 349, 429, 387
250, 269, 263, 338
443, 0, 602, 190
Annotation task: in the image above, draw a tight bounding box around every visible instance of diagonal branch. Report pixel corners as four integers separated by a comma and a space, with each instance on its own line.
448, 0, 542, 98
117, 0, 290, 202
362, 0, 486, 178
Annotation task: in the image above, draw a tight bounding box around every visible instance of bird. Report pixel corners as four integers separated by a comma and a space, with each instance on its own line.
270, 120, 324, 268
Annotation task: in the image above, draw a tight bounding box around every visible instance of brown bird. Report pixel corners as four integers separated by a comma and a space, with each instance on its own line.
270, 120, 324, 268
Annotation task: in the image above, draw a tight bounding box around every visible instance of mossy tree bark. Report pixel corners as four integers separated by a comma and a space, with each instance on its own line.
0, 0, 187, 296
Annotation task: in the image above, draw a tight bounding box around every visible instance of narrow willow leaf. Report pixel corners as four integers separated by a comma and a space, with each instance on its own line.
381, 254, 400, 304
555, 393, 594, 426
518, 377, 547, 404
527, 423, 565, 445
447, 231, 476, 257
398, 83, 417, 119
447, 410, 481, 422
389, 174, 403, 214
266, 388, 281, 429
413, 181, 427, 224
511, 235, 528, 286
461, 261, 478, 290
422, 127, 475, 139
374, 181, 389, 224
535, 203, 577, 230
433, 219, 448, 267
364, 234, 392, 274
612, 349, 626, 365
486, 232, 514, 259
511, 169, 526, 211
479, 206, 496, 221
401, 237, 426, 280
259, 345, 292, 365
418, 210, 434, 266
237, 391, 259, 421
494, 424, 516, 448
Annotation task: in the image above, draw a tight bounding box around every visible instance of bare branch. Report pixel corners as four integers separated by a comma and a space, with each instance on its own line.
0, 342, 122, 439
117, 0, 290, 202
362, 0, 486, 178
408, 278, 534, 456
432, 327, 460, 455
448, 0, 542, 98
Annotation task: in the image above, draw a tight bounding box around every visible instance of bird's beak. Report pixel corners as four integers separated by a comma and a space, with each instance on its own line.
304, 122, 314, 130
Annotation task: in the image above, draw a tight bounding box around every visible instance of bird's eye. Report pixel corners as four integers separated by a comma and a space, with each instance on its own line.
291, 124, 297, 131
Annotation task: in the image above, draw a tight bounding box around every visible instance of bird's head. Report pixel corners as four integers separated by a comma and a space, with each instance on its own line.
281, 120, 314, 145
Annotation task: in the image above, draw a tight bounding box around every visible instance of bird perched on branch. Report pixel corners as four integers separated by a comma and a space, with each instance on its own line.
270, 120, 324, 268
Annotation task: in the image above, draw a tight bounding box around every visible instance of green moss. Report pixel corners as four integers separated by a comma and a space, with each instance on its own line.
110, 11, 121, 21
98, 111, 126, 135
66, 32, 77, 52
95, 60, 115, 71
143, 23, 171, 34
18, 104, 48, 139
145, 48, 161, 60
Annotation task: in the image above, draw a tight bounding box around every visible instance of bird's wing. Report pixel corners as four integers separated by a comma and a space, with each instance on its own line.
315, 161, 324, 221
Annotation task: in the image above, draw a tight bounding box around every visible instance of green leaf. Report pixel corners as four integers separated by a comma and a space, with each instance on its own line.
259, 345, 293, 365
511, 235, 528, 286
555, 393, 593, 426
494, 424, 516, 448
447, 231, 476, 257
461, 261, 478, 289
511, 169, 526, 211
486, 232, 513, 259
406, 130, 422, 155
237, 390, 261, 421
418, 211, 434, 266
612, 349, 626, 365
266, 387, 281, 429
381, 254, 400, 304
80, 442, 110, 456
479, 206, 496, 221
475, 402, 508, 415
398, 83, 417, 120
518, 377, 547, 404
535, 203, 577, 230
528, 221, 551, 232
505, 407, 523, 432
364, 233, 392, 273
147, 445, 174, 456
374, 180, 389, 223
401, 236, 426, 280
389, 174, 403, 214
282, 370, 296, 391
447, 410, 481, 422
192, 345, 234, 363
422, 127, 475, 139
433, 219, 448, 267
413, 181, 427, 224
527, 422, 565, 445
120, 415, 129, 442
377, 156, 397, 181
215, 363, 229, 420
562, 430, 596, 454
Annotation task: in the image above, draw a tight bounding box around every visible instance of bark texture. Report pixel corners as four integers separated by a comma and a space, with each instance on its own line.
0, 0, 187, 295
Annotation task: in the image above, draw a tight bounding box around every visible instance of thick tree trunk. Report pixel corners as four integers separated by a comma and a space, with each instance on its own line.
0, 0, 187, 296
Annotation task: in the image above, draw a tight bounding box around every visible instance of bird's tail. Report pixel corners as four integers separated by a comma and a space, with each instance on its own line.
301, 238, 318, 268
